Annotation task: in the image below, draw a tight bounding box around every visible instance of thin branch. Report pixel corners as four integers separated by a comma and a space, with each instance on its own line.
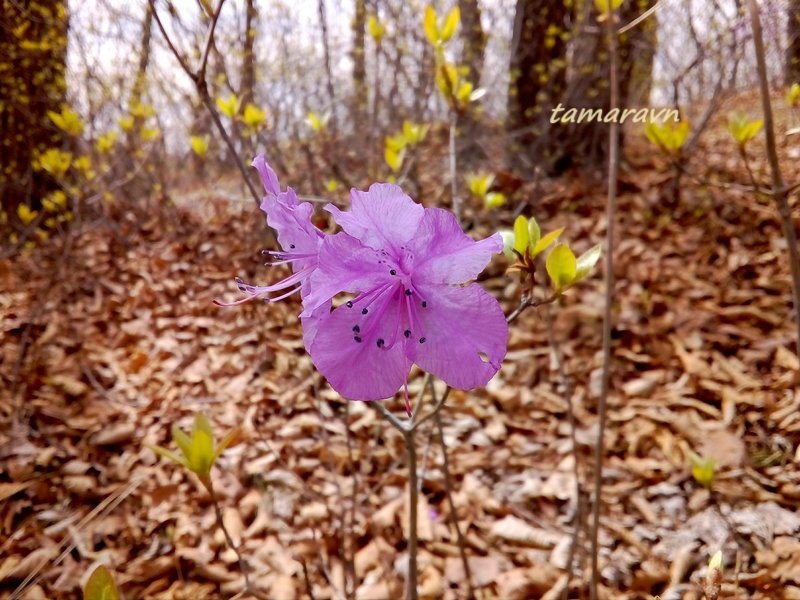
148, 0, 262, 208
198, 0, 225, 82
590, 8, 621, 600
545, 304, 584, 599
747, 0, 800, 366
617, 0, 662, 34
403, 429, 419, 600
433, 410, 475, 599
206, 478, 268, 599
449, 113, 461, 223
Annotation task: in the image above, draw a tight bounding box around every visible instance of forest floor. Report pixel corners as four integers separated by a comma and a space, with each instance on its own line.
2, 110, 800, 600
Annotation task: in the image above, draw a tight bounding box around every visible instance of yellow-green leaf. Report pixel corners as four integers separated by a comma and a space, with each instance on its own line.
787, 82, 800, 108
189, 424, 215, 476
527, 217, 541, 251
37, 148, 72, 178
171, 425, 193, 460
17, 204, 38, 226
48, 106, 84, 136
644, 120, 689, 153
190, 135, 209, 157
83, 565, 120, 600
594, 0, 623, 14
216, 94, 240, 118
129, 101, 155, 119
531, 227, 564, 257
439, 6, 460, 42
306, 111, 329, 133
546, 243, 577, 291
708, 550, 723, 573
242, 103, 266, 129
118, 116, 134, 132
688, 450, 716, 488
484, 192, 506, 209
402, 121, 427, 145
367, 14, 386, 42
42, 190, 68, 212
575, 243, 602, 281
149, 444, 189, 469
141, 126, 160, 141
385, 132, 407, 153
727, 115, 762, 146
513, 215, 529, 256
96, 131, 118, 153
212, 426, 242, 464
384, 146, 404, 172
423, 6, 438, 46
466, 173, 493, 198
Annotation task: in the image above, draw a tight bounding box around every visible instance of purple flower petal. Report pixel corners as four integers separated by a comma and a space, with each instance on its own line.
252, 154, 281, 196
309, 286, 410, 400
301, 300, 330, 354
302, 232, 392, 316
410, 208, 504, 284
261, 188, 322, 270
408, 283, 507, 390
326, 183, 424, 253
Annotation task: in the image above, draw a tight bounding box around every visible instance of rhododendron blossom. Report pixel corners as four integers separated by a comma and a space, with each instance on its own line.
220, 156, 508, 413
215, 155, 328, 348
302, 183, 508, 410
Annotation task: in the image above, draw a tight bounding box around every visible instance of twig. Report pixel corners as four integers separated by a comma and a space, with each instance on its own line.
747, 0, 800, 367
148, 0, 262, 208
403, 428, 419, 600
343, 401, 358, 599
12, 477, 143, 599
205, 477, 268, 599
545, 304, 583, 600
590, 8, 621, 600
434, 409, 476, 599
449, 113, 461, 223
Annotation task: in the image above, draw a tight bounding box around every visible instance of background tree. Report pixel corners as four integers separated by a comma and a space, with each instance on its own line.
459, 0, 486, 89
240, 0, 257, 108
788, 0, 800, 83
352, 0, 368, 121
506, 0, 656, 174
506, 0, 569, 173
0, 0, 68, 230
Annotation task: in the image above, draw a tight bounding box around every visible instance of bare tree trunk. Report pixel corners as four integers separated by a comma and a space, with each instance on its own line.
241, 0, 257, 107
459, 0, 486, 87
507, 0, 656, 174
352, 0, 368, 122
0, 0, 68, 227
318, 0, 338, 136
788, 0, 800, 83
506, 0, 569, 172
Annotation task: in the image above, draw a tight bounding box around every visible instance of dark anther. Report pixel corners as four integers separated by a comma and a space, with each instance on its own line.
346, 301, 354, 308
390, 269, 396, 275
290, 244, 296, 249
419, 337, 426, 344
376, 338, 385, 348
422, 301, 428, 308
405, 289, 412, 296
354, 336, 362, 343
404, 330, 411, 338
352, 325, 360, 333
361, 308, 369, 315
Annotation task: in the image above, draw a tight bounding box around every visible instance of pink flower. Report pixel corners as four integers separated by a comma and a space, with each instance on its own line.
302, 183, 508, 407
215, 155, 328, 349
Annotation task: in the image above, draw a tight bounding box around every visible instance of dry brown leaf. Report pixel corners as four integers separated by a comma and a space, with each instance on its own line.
489, 515, 565, 549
